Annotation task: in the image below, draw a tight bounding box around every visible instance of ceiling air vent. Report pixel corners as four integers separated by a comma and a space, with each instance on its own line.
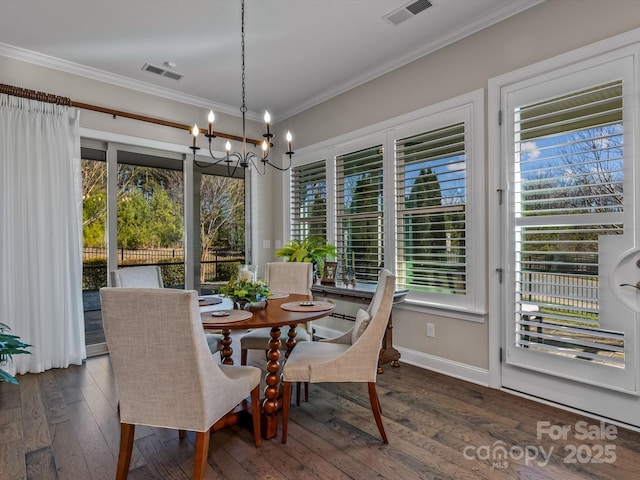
141, 63, 183, 81
383, 0, 433, 26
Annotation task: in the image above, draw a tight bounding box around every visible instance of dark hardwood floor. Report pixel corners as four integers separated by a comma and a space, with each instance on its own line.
2, 347, 640, 479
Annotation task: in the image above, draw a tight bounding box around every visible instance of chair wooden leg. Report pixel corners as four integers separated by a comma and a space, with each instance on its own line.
367, 382, 388, 444
250, 385, 261, 447
281, 381, 292, 444
296, 382, 301, 406
178, 429, 186, 439
304, 382, 309, 402
116, 423, 135, 480
240, 348, 248, 365
193, 430, 210, 480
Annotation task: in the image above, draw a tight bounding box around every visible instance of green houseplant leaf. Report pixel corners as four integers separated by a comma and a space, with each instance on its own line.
275, 236, 336, 272
0, 322, 31, 385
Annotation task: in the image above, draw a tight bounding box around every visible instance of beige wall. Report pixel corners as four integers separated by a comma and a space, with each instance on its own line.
274, 0, 640, 375
4, 0, 640, 379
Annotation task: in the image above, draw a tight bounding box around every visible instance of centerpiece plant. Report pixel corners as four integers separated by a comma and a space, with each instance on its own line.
218, 277, 271, 309
0, 323, 31, 385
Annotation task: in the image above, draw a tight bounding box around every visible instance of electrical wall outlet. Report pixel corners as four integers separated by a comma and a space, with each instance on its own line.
427, 323, 435, 337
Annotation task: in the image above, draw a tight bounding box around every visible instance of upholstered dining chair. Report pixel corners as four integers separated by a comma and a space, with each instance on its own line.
110, 266, 223, 355
110, 265, 164, 288
239, 262, 315, 365
100, 288, 262, 480
280, 269, 396, 444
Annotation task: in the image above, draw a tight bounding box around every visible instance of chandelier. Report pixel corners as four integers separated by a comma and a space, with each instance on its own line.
190, 0, 293, 176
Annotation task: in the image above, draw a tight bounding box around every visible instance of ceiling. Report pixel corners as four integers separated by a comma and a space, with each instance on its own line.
0, 0, 543, 121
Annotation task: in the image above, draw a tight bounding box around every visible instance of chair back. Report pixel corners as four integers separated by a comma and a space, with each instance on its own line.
100, 287, 234, 431
110, 265, 164, 288
265, 262, 313, 296
348, 269, 396, 378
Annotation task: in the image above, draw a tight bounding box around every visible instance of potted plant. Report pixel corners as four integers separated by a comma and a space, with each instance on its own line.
275, 237, 337, 276
0, 323, 31, 385
218, 277, 271, 310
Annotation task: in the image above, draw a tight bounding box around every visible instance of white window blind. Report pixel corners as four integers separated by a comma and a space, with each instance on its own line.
513, 80, 625, 367
396, 123, 466, 295
291, 160, 327, 241
336, 145, 384, 283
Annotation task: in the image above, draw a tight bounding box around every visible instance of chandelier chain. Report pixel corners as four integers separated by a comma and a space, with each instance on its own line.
240, 0, 247, 115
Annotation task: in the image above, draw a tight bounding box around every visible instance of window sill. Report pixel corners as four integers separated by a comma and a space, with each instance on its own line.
397, 299, 487, 323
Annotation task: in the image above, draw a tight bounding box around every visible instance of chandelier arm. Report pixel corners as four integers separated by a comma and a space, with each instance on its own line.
245, 151, 267, 176
208, 142, 232, 163
263, 155, 293, 172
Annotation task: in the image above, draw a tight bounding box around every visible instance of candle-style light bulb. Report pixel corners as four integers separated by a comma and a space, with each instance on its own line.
207, 110, 215, 135
286, 131, 293, 152
264, 111, 271, 137
192, 124, 199, 147
225, 140, 231, 155
262, 140, 268, 152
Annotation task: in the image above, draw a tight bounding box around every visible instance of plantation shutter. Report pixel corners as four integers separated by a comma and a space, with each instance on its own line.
291, 160, 327, 241
336, 145, 384, 283
513, 80, 625, 367
395, 123, 466, 295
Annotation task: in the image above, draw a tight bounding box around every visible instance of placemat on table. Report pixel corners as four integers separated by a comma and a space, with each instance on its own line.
268, 292, 289, 299
280, 301, 334, 312
198, 296, 223, 306
202, 309, 252, 323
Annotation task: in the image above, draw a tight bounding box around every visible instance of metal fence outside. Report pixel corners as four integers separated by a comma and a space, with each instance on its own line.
82, 247, 245, 290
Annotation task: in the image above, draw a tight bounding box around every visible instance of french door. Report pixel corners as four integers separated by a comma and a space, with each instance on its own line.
497, 48, 640, 427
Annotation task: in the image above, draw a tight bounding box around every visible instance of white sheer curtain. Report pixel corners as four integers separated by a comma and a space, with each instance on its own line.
0, 93, 85, 377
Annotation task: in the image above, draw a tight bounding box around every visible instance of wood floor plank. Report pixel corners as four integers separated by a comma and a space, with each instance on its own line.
0, 439, 26, 480
134, 433, 190, 479
49, 419, 93, 480
160, 433, 221, 480
25, 446, 56, 480
38, 370, 69, 426
283, 418, 385, 479
19, 375, 50, 453
64, 398, 116, 480
80, 378, 147, 471
202, 430, 255, 480
215, 427, 290, 480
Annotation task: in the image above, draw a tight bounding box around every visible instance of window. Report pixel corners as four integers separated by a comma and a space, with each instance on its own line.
287, 90, 484, 312
395, 123, 466, 295
336, 145, 384, 283
291, 160, 327, 240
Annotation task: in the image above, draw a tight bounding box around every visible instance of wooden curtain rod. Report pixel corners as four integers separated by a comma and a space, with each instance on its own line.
0, 83, 262, 146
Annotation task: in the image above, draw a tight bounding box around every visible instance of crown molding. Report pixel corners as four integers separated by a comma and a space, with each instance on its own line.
0, 42, 263, 122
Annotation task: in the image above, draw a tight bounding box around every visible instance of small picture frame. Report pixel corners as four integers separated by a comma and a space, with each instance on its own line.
321, 262, 338, 285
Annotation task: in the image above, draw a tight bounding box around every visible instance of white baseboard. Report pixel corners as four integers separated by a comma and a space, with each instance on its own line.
395, 346, 491, 387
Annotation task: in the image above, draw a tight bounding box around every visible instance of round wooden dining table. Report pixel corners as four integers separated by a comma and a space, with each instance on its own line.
201, 293, 335, 439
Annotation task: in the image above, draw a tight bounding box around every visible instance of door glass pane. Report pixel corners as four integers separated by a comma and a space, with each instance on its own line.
199, 173, 245, 293
82, 155, 107, 347
512, 80, 625, 368
116, 164, 184, 287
